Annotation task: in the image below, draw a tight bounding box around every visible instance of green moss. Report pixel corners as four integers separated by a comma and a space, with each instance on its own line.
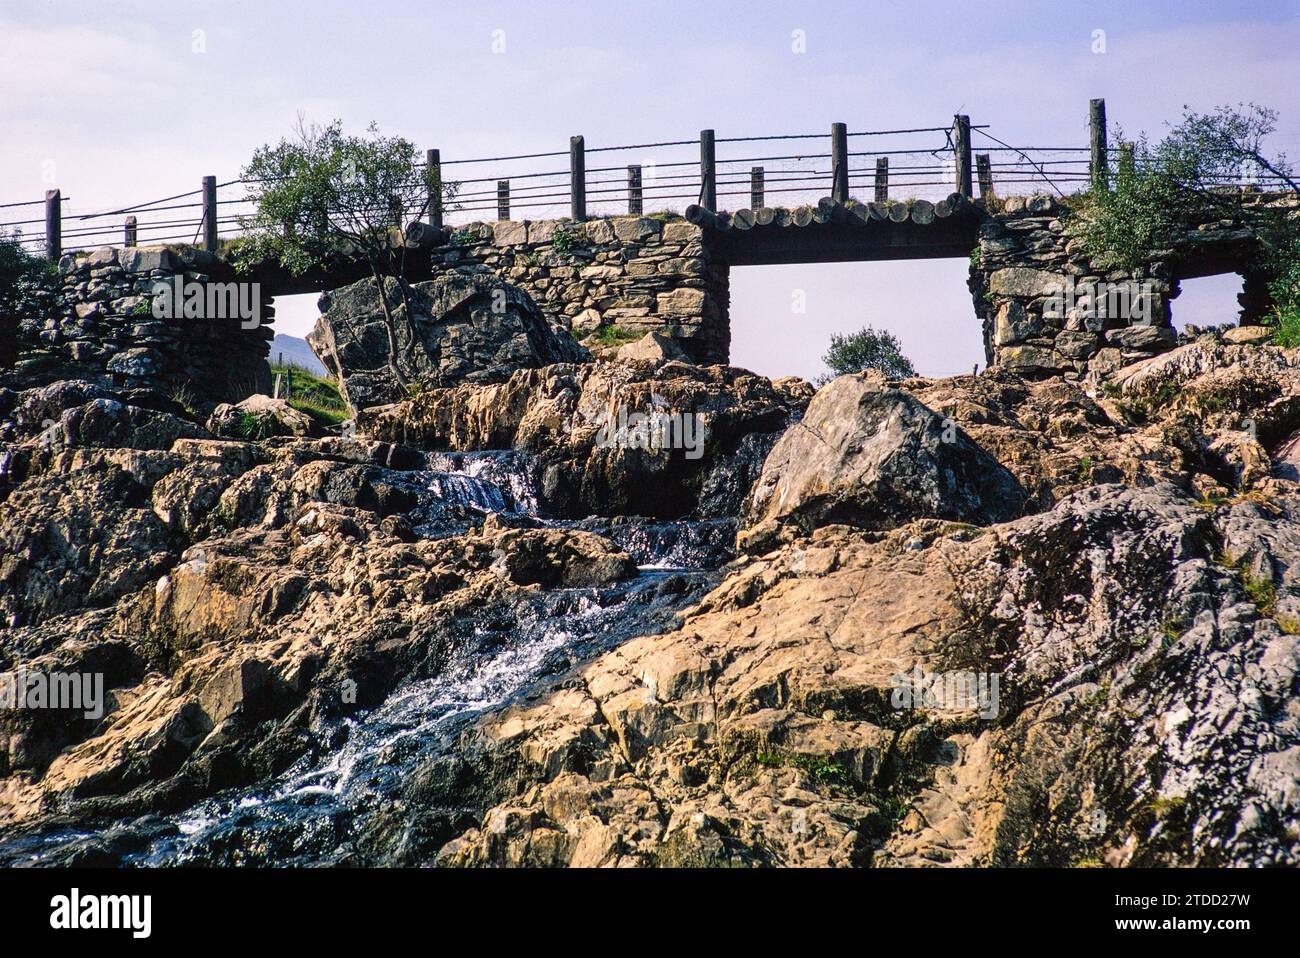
1147, 796, 1186, 820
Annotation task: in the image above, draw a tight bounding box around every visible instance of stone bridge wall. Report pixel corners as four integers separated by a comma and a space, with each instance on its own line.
427, 215, 729, 363
11, 246, 273, 403
7, 214, 728, 402
970, 193, 1294, 382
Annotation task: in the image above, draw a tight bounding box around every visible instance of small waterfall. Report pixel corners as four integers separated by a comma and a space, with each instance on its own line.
567, 517, 737, 570
0, 568, 719, 867
425, 450, 539, 514
375, 450, 541, 538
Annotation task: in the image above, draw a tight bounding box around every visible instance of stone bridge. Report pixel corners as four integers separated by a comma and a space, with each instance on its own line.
12, 190, 1292, 403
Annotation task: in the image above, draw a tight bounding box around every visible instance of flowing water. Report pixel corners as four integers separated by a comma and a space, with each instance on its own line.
0, 451, 728, 867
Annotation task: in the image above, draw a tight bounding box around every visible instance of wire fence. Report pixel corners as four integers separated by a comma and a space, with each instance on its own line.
4, 108, 1293, 258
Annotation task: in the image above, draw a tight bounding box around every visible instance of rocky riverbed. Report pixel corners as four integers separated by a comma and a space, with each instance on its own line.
2, 330, 1300, 867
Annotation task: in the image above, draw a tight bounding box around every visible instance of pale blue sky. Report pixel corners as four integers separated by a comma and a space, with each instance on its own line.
3, 0, 1297, 378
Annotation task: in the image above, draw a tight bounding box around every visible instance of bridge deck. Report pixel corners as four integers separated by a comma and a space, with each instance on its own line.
687, 197, 980, 267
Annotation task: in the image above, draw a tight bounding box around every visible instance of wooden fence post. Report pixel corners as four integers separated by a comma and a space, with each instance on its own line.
426, 149, 443, 229
570, 135, 586, 220
976, 153, 995, 200
699, 129, 716, 211
874, 157, 889, 202
497, 180, 510, 221
1090, 98, 1108, 189
202, 175, 217, 251
954, 115, 972, 199
124, 215, 137, 247
831, 122, 849, 202
750, 167, 765, 210
45, 189, 61, 260
628, 165, 643, 215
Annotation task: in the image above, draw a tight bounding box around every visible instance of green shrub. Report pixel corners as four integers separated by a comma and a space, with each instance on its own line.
818, 325, 916, 382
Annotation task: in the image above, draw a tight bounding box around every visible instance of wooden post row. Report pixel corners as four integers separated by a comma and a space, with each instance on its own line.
497, 180, 510, 221
954, 115, 972, 199
1090, 98, 1108, 189
976, 154, 995, 200
45, 189, 61, 260
124, 215, 137, 247
699, 129, 716, 211
628, 165, 643, 215
831, 122, 849, 202
570, 135, 586, 220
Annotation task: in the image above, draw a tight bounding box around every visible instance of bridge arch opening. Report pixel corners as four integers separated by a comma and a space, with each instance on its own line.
1170, 273, 1247, 332
726, 259, 984, 382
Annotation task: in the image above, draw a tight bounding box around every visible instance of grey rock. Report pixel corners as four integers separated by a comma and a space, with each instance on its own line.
739, 373, 1026, 551
309, 273, 589, 409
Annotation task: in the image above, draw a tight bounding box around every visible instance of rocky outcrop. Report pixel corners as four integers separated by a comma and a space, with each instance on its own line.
436, 482, 1300, 867
307, 273, 588, 409
739, 373, 1025, 552
359, 360, 814, 519
6, 335, 1300, 868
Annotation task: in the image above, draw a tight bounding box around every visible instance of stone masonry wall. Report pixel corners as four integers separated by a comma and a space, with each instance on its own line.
13, 246, 273, 404
970, 192, 1296, 382
427, 215, 729, 364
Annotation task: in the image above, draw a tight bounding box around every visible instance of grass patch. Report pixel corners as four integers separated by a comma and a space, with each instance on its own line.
587, 324, 641, 347
755, 751, 851, 786
1241, 569, 1277, 616
271, 362, 349, 426
237, 410, 276, 440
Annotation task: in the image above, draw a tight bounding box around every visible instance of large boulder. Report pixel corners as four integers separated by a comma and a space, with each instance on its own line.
308, 273, 589, 409
739, 373, 1025, 552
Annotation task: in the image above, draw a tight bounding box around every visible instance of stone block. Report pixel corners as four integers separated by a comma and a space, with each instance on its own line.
989, 267, 1066, 299
661, 222, 700, 243
993, 300, 1040, 346
656, 288, 706, 316
612, 217, 662, 244
493, 221, 528, 247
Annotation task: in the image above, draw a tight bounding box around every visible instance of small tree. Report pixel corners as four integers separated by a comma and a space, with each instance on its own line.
234, 118, 457, 393
1072, 103, 1299, 282
819, 326, 916, 383
0, 229, 52, 370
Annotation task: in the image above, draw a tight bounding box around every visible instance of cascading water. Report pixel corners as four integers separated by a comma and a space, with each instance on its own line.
0, 450, 729, 867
